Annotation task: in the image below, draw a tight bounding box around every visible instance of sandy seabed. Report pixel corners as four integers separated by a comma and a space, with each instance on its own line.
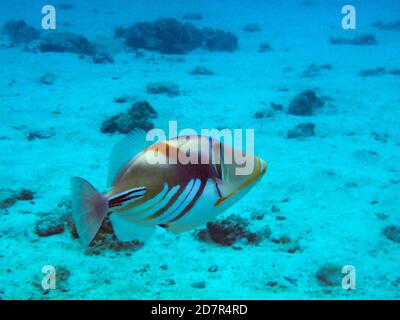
0, 0, 399, 299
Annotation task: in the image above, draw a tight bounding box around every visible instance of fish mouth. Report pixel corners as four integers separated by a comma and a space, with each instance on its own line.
239, 158, 267, 190
261, 159, 267, 175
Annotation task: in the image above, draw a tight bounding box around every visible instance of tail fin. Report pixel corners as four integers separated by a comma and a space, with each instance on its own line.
71, 177, 108, 247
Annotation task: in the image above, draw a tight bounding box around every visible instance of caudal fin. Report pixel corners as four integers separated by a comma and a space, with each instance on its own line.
71, 177, 108, 247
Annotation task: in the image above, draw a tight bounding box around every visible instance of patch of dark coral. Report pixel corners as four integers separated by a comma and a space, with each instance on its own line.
2, 20, 40, 44
26, 128, 56, 140
190, 66, 214, 75
39, 32, 96, 55
244, 23, 261, 32
382, 225, 400, 243
358, 67, 386, 77
358, 67, 400, 77
287, 122, 316, 139
17, 189, 35, 200
116, 18, 203, 54
372, 20, 400, 31
202, 27, 238, 52
146, 81, 180, 96
287, 90, 324, 116
254, 102, 284, 119
301, 63, 332, 78
315, 263, 342, 287
195, 214, 270, 246
35, 216, 65, 237
271, 234, 301, 253
330, 33, 377, 46
0, 188, 35, 209
258, 42, 273, 52
371, 131, 388, 143
113, 94, 137, 104
101, 100, 158, 134
116, 18, 238, 54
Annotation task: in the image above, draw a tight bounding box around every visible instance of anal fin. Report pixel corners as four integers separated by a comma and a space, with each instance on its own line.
110, 214, 155, 242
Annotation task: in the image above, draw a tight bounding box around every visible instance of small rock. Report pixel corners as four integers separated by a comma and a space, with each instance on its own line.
190, 66, 214, 75
117, 18, 204, 54
271, 235, 301, 253
17, 189, 35, 201
135, 264, 150, 273
330, 33, 377, 46
160, 264, 168, 270
271, 205, 280, 213
382, 225, 400, 243
202, 27, 238, 52
35, 217, 65, 237
26, 128, 56, 141
358, 67, 386, 77
301, 63, 332, 78
284, 276, 297, 285
287, 90, 324, 116
0, 188, 35, 209
272, 235, 291, 244
40, 72, 56, 85
163, 279, 176, 286
113, 95, 136, 104
208, 265, 218, 272
316, 263, 342, 287
195, 214, 262, 246
146, 81, 180, 97
101, 100, 158, 134
253, 109, 274, 119
244, 23, 261, 32
287, 122, 315, 139
254, 111, 265, 119
39, 32, 96, 55
258, 42, 273, 52
266, 281, 278, 287
0, 189, 17, 209
93, 52, 114, 64
372, 19, 400, 31
191, 281, 206, 289
117, 18, 238, 53
250, 210, 265, 220
2, 20, 39, 44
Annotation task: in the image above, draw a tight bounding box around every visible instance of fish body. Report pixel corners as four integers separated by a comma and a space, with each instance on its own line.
71, 130, 267, 247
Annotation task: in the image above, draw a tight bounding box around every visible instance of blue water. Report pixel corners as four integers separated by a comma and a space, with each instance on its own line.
0, 0, 399, 299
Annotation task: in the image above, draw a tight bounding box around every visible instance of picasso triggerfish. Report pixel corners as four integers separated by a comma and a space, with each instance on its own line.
71, 129, 267, 247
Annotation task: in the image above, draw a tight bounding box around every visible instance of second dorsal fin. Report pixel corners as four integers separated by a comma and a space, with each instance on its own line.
107, 128, 152, 186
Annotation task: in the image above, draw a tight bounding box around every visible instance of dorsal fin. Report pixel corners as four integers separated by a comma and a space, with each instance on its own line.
107, 128, 152, 186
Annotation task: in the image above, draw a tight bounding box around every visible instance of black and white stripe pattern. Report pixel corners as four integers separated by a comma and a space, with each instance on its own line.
157, 179, 201, 224
108, 186, 146, 208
